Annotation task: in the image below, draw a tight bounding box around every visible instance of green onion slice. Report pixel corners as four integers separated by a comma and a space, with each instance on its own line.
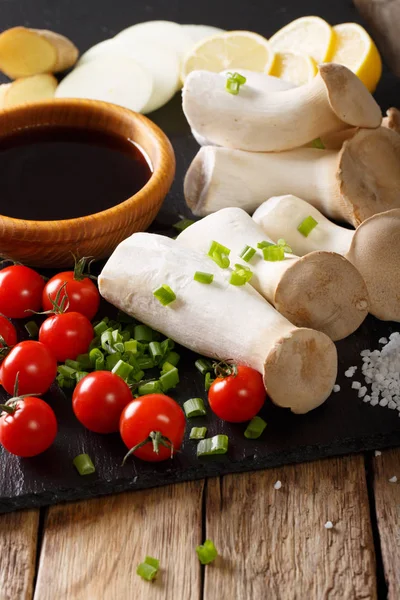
24, 320, 39, 338
229, 263, 253, 286
136, 562, 157, 581
195, 358, 213, 375
173, 218, 195, 231
134, 324, 153, 342
164, 351, 180, 367
262, 245, 285, 262
153, 284, 176, 306
225, 71, 247, 95
239, 245, 256, 263
197, 434, 228, 457
57, 364, 76, 378
160, 366, 179, 391
194, 271, 214, 284
184, 397, 207, 417
297, 216, 318, 237
196, 540, 218, 565
149, 341, 163, 363
244, 416, 267, 439
93, 320, 108, 336
111, 359, 133, 381
144, 556, 159, 570
310, 137, 325, 149
207, 240, 231, 269
205, 372, 215, 391
73, 453, 95, 476
138, 380, 162, 395
276, 238, 293, 253
190, 427, 207, 440
257, 240, 274, 249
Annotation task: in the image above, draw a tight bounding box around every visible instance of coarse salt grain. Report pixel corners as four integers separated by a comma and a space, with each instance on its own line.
352, 381, 361, 390
379, 337, 388, 344
324, 521, 333, 529
358, 386, 367, 398
333, 384, 340, 393
274, 480, 282, 490
389, 476, 398, 483
374, 450, 382, 457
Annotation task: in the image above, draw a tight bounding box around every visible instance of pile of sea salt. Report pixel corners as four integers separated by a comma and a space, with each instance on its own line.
345, 332, 400, 415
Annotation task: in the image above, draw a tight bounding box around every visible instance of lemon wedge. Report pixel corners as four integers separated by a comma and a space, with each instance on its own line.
270, 52, 317, 85
269, 16, 334, 63
181, 30, 275, 81
329, 23, 382, 92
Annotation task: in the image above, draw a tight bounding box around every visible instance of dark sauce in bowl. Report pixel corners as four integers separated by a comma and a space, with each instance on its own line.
0, 126, 153, 221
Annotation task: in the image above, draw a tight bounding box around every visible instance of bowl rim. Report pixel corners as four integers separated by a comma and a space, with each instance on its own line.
0, 98, 175, 236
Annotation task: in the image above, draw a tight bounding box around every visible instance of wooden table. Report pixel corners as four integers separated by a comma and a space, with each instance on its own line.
0, 447, 398, 599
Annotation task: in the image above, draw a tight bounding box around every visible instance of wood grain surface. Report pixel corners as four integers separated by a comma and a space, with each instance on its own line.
204, 457, 377, 600
34, 481, 204, 600
0, 509, 39, 600
372, 447, 400, 600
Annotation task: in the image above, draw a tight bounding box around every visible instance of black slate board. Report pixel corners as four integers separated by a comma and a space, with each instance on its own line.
1, 0, 400, 514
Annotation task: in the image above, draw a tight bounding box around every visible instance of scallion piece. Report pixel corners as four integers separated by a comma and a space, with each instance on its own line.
244, 416, 267, 439
205, 372, 215, 391
197, 434, 228, 457
297, 215, 318, 237
138, 380, 162, 395
190, 427, 207, 440
161, 361, 175, 373
194, 271, 214, 284
229, 263, 253, 286
173, 218, 195, 231
160, 366, 179, 391
124, 339, 138, 353
195, 358, 213, 375
310, 137, 325, 149
73, 453, 95, 476
24, 320, 39, 338
136, 562, 157, 581
153, 284, 176, 306
184, 397, 206, 417
111, 359, 133, 381
75, 371, 89, 383
130, 369, 145, 383
145, 556, 159, 570
207, 240, 230, 269
196, 539, 218, 565
276, 238, 293, 253
77, 353, 92, 370
262, 245, 285, 262
225, 71, 247, 95
149, 341, 163, 363
89, 347, 104, 370
136, 356, 155, 370
134, 324, 153, 342
65, 359, 81, 371
101, 330, 114, 353
164, 351, 180, 367
57, 364, 76, 378
257, 240, 274, 249
239, 245, 256, 263
106, 352, 122, 371
93, 320, 109, 336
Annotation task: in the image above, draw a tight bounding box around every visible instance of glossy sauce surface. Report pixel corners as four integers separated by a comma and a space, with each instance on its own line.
0, 126, 152, 220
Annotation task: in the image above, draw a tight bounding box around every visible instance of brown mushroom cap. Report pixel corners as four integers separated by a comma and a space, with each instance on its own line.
274, 251, 369, 341
346, 209, 400, 321
383, 107, 400, 135
338, 127, 400, 227
319, 63, 382, 128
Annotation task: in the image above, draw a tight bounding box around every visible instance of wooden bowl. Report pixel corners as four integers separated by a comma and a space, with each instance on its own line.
0, 99, 176, 267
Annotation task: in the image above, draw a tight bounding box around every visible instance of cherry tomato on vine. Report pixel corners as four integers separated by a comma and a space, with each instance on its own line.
208, 365, 266, 423
120, 394, 186, 462
0, 397, 57, 457
0, 315, 17, 348
0, 265, 44, 319
42, 267, 100, 321
39, 312, 94, 362
73, 371, 133, 434
0, 341, 57, 396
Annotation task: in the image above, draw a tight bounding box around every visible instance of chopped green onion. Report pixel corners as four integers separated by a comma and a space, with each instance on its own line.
276, 238, 293, 253
89, 336, 101, 351
262, 245, 285, 261
149, 341, 163, 363
239, 245, 256, 263
173, 218, 195, 231
160, 338, 174, 354
257, 240, 274, 249
164, 351, 180, 367
196, 539, 218, 565
73, 453, 95, 476
24, 320, 39, 338
94, 320, 108, 336
195, 358, 213, 375
190, 427, 207, 440
64, 359, 81, 371
297, 216, 318, 237
76, 353, 92, 370
225, 71, 247, 95
144, 556, 159, 570
197, 434, 228, 457
244, 416, 267, 439
57, 364, 76, 378
89, 347, 104, 370
106, 352, 122, 371
153, 284, 176, 306
229, 263, 253, 286
111, 359, 133, 381
75, 371, 89, 383
124, 339, 138, 353
136, 562, 157, 581
161, 361, 175, 373
205, 372, 215, 391
310, 137, 325, 149
136, 356, 155, 370
134, 324, 153, 342
194, 271, 214, 284
207, 240, 230, 269
121, 330, 131, 342
101, 330, 114, 353
184, 397, 207, 417
130, 369, 145, 383
138, 380, 162, 395
160, 366, 179, 391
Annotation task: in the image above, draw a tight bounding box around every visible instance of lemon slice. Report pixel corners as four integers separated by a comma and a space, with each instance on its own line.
270, 52, 317, 85
269, 16, 334, 63
329, 23, 382, 93
181, 30, 275, 81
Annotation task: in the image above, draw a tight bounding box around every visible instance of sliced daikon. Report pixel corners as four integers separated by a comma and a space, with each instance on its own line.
55, 55, 153, 113
115, 21, 193, 60
183, 24, 225, 45
77, 38, 179, 113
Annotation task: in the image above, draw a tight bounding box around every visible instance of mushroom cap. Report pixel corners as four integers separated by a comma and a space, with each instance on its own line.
383, 107, 400, 135
346, 209, 400, 321
337, 127, 400, 227
319, 63, 381, 128
264, 327, 338, 414
274, 250, 369, 341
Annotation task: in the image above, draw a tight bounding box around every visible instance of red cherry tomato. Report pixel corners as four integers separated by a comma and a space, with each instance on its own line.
42, 271, 100, 320
39, 312, 94, 362
208, 365, 266, 423
0, 265, 44, 319
73, 371, 133, 433
120, 394, 186, 462
0, 341, 57, 395
0, 315, 17, 347
0, 397, 57, 457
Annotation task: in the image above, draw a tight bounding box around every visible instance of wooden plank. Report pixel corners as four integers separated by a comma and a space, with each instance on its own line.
0, 509, 39, 600
354, 0, 400, 76
34, 481, 204, 600
372, 448, 400, 600
205, 456, 377, 600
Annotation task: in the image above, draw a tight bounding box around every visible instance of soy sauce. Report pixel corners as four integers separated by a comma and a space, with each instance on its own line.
0, 126, 152, 220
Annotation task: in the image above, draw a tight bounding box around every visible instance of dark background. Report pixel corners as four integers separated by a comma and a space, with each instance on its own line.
0, 0, 400, 513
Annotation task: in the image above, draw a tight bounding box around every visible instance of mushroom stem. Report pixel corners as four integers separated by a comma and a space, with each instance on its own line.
253, 195, 400, 322
182, 63, 381, 152
99, 232, 338, 413
185, 127, 400, 227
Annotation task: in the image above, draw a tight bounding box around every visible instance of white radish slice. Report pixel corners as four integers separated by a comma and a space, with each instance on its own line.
183, 24, 225, 45
55, 55, 153, 113
76, 38, 179, 113
115, 21, 193, 61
